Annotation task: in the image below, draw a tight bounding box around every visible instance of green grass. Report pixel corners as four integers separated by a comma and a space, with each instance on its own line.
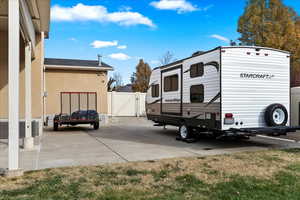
1, 149, 300, 200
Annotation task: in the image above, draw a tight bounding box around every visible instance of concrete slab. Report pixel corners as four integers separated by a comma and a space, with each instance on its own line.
1, 117, 300, 171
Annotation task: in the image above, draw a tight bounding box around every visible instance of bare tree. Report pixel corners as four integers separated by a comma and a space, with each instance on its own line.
108, 72, 123, 91
107, 77, 115, 92
112, 72, 123, 89
159, 51, 176, 66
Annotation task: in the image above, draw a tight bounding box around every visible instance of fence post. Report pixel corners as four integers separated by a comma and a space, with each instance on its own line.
136, 92, 140, 117
111, 91, 115, 117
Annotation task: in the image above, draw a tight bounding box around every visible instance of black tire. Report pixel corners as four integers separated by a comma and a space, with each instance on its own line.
93, 122, 99, 130
54, 122, 58, 131
264, 103, 288, 126
179, 124, 192, 140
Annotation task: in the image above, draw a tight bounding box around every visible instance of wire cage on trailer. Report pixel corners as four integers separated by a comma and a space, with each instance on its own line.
60, 92, 97, 115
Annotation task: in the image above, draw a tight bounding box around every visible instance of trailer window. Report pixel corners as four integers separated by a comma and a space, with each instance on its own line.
151, 84, 159, 97
164, 74, 178, 92
190, 62, 204, 78
190, 85, 204, 103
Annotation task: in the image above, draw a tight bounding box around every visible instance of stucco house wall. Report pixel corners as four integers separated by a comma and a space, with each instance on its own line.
45, 69, 109, 116
0, 31, 44, 121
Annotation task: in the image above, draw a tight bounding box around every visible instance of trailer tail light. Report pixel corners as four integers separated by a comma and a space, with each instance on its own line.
225, 113, 233, 118
224, 113, 234, 125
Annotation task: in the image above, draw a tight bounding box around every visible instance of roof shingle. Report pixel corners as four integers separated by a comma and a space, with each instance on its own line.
44, 58, 113, 69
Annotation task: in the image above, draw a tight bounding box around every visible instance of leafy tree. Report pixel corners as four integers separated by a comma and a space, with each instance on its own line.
238, 0, 300, 85
131, 59, 152, 92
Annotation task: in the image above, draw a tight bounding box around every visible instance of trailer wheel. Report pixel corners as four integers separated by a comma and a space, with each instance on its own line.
265, 104, 288, 126
53, 122, 58, 131
93, 122, 99, 130
179, 124, 192, 140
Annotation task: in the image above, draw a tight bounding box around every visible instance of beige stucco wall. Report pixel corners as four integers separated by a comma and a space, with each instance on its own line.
45, 69, 108, 116
0, 31, 44, 120
31, 33, 44, 119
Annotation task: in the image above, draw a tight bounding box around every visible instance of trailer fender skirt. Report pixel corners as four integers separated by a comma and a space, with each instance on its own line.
229, 126, 300, 135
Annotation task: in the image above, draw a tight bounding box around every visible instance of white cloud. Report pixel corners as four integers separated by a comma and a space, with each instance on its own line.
90, 40, 118, 48
150, 0, 197, 13
203, 4, 214, 11
69, 37, 77, 41
117, 45, 127, 49
51, 3, 155, 27
108, 53, 131, 60
210, 34, 230, 43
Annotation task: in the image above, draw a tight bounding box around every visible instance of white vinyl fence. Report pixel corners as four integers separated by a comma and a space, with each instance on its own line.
108, 92, 146, 117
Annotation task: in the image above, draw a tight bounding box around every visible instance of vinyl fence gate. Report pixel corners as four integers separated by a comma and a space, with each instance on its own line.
108, 92, 146, 117
60, 92, 97, 115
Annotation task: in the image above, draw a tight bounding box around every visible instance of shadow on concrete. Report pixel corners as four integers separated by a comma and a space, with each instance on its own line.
44, 125, 94, 133
84, 122, 275, 151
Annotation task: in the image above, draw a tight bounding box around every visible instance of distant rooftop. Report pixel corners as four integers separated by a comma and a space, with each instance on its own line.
115, 84, 133, 92
44, 58, 113, 70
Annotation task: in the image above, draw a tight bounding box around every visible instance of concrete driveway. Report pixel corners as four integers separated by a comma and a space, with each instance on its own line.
1, 117, 300, 171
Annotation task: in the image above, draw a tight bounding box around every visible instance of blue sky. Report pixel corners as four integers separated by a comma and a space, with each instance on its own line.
46, 0, 300, 84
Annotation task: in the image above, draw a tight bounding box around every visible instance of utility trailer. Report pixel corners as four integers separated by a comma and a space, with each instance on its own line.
53, 92, 99, 131
146, 46, 300, 139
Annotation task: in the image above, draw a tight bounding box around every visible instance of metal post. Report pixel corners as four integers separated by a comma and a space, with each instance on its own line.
24, 42, 34, 149
69, 93, 71, 115
78, 93, 80, 110
7, 0, 22, 175
87, 93, 89, 110
60, 92, 62, 114
95, 93, 97, 112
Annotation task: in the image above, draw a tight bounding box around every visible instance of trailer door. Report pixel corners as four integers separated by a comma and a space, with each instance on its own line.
161, 65, 182, 115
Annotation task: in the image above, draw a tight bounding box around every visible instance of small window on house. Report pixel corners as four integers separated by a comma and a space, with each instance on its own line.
151, 84, 159, 97
190, 62, 204, 78
190, 84, 204, 103
164, 74, 178, 92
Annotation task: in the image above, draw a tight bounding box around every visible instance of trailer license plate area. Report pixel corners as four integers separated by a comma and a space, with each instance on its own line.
224, 118, 234, 125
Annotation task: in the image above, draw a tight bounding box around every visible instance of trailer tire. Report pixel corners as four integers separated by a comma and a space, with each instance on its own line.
179, 124, 192, 140
93, 122, 99, 130
265, 104, 288, 126
54, 122, 58, 131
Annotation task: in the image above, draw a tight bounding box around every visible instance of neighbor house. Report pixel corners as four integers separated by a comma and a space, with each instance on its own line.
44, 58, 113, 124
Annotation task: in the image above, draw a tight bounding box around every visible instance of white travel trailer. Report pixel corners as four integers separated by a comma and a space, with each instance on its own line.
146, 46, 300, 139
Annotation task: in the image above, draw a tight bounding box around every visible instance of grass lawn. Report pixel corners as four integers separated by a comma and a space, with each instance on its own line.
1, 149, 300, 200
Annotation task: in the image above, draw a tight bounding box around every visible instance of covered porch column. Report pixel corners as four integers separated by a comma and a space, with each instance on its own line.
24, 42, 33, 149
7, 0, 22, 175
